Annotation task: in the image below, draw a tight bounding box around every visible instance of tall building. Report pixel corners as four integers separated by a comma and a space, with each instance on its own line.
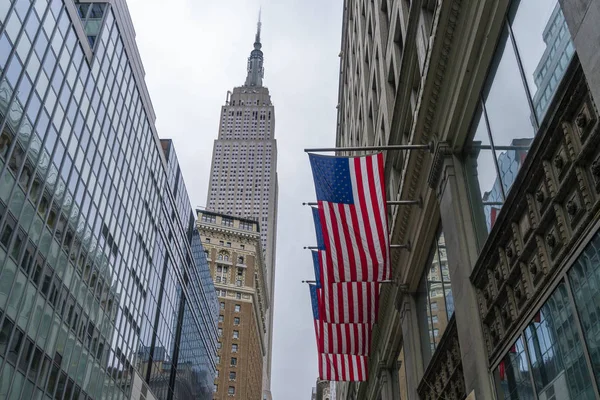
0, 2, 218, 400
197, 210, 268, 400
332, 0, 600, 399
205, 15, 278, 400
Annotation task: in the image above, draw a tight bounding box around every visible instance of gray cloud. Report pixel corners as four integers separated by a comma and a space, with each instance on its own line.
126, 0, 343, 398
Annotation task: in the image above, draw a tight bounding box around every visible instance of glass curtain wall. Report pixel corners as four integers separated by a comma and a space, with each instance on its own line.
494, 229, 600, 399
464, 0, 575, 247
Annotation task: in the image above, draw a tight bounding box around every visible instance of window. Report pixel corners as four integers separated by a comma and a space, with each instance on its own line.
234, 317, 240, 325
205, 238, 211, 243
218, 328, 223, 337
229, 371, 236, 380
214, 384, 218, 393
238, 256, 244, 264
226, 242, 231, 247
217, 342, 222, 349
222, 218, 233, 227
202, 214, 216, 223
219, 315, 224, 323
228, 386, 235, 395
236, 293, 242, 299
231, 344, 238, 353
216, 370, 219, 378
216, 356, 220, 364
234, 304, 241, 312
220, 302, 225, 310
465, 1, 575, 248
494, 282, 594, 399
417, 229, 452, 367
230, 357, 237, 366
233, 330, 239, 339
216, 266, 228, 284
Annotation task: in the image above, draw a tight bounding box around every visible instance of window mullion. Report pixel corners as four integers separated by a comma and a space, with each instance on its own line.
564, 275, 600, 398
480, 97, 507, 201
506, 18, 540, 131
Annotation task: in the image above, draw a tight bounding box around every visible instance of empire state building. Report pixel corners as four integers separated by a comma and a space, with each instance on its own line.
205, 14, 278, 400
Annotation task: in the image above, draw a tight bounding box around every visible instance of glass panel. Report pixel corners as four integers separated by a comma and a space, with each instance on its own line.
483, 25, 534, 161
525, 283, 595, 399
495, 145, 529, 198
465, 105, 504, 238
417, 229, 452, 367
568, 231, 600, 389
510, 0, 575, 121
495, 337, 534, 399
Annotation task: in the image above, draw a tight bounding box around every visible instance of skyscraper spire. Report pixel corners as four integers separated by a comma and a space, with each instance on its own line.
245, 9, 264, 87
255, 8, 262, 47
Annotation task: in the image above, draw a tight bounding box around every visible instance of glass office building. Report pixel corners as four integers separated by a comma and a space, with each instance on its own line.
0, 1, 217, 399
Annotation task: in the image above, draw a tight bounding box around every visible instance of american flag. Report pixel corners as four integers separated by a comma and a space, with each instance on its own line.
317, 320, 371, 355
319, 353, 368, 381
311, 251, 322, 288
321, 282, 380, 324
310, 284, 371, 356
309, 153, 390, 282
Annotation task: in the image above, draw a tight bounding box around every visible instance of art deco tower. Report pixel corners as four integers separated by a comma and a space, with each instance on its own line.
206, 14, 278, 400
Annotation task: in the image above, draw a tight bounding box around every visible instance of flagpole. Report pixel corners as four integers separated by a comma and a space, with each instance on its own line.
302, 198, 422, 207
301, 280, 395, 284
304, 244, 410, 250
304, 143, 434, 153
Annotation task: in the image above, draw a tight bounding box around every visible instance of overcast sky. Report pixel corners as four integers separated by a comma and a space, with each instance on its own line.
126, 0, 343, 398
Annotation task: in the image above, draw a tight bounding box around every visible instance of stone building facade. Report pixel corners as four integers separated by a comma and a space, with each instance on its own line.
333, 0, 600, 399
197, 210, 268, 400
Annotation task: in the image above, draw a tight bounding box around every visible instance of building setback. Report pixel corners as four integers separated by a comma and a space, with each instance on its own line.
205, 15, 278, 400
0, 2, 218, 400
333, 0, 600, 399
197, 210, 268, 400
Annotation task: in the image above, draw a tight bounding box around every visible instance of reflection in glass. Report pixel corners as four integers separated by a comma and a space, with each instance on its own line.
483, 27, 535, 147
465, 0, 575, 252
417, 229, 452, 367
568, 231, 600, 388
510, 0, 575, 120
495, 337, 534, 400
524, 283, 595, 399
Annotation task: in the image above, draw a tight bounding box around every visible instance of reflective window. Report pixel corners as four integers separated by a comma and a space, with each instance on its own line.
568, 231, 600, 388
495, 282, 596, 399
465, 0, 575, 249
417, 228, 453, 366
525, 283, 594, 398
495, 337, 534, 399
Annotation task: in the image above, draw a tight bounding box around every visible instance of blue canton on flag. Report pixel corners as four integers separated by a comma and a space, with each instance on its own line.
309, 284, 320, 320
309, 154, 354, 204
311, 251, 322, 288
312, 207, 325, 250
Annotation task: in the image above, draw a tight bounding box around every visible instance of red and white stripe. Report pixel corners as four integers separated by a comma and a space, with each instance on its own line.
315, 320, 371, 356
318, 153, 390, 283
319, 353, 368, 381
320, 282, 380, 324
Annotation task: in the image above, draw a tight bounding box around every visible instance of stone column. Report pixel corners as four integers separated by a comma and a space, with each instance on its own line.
561, 0, 600, 106
429, 150, 494, 399
379, 366, 402, 400
396, 295, 424, 400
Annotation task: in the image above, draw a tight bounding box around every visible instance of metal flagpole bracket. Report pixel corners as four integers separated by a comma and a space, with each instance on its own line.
303, 198, 422, 207
305, 244, 410, 250
390, 241, 411, 251
304, 142, 435, 154
302, 279, 395, 284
